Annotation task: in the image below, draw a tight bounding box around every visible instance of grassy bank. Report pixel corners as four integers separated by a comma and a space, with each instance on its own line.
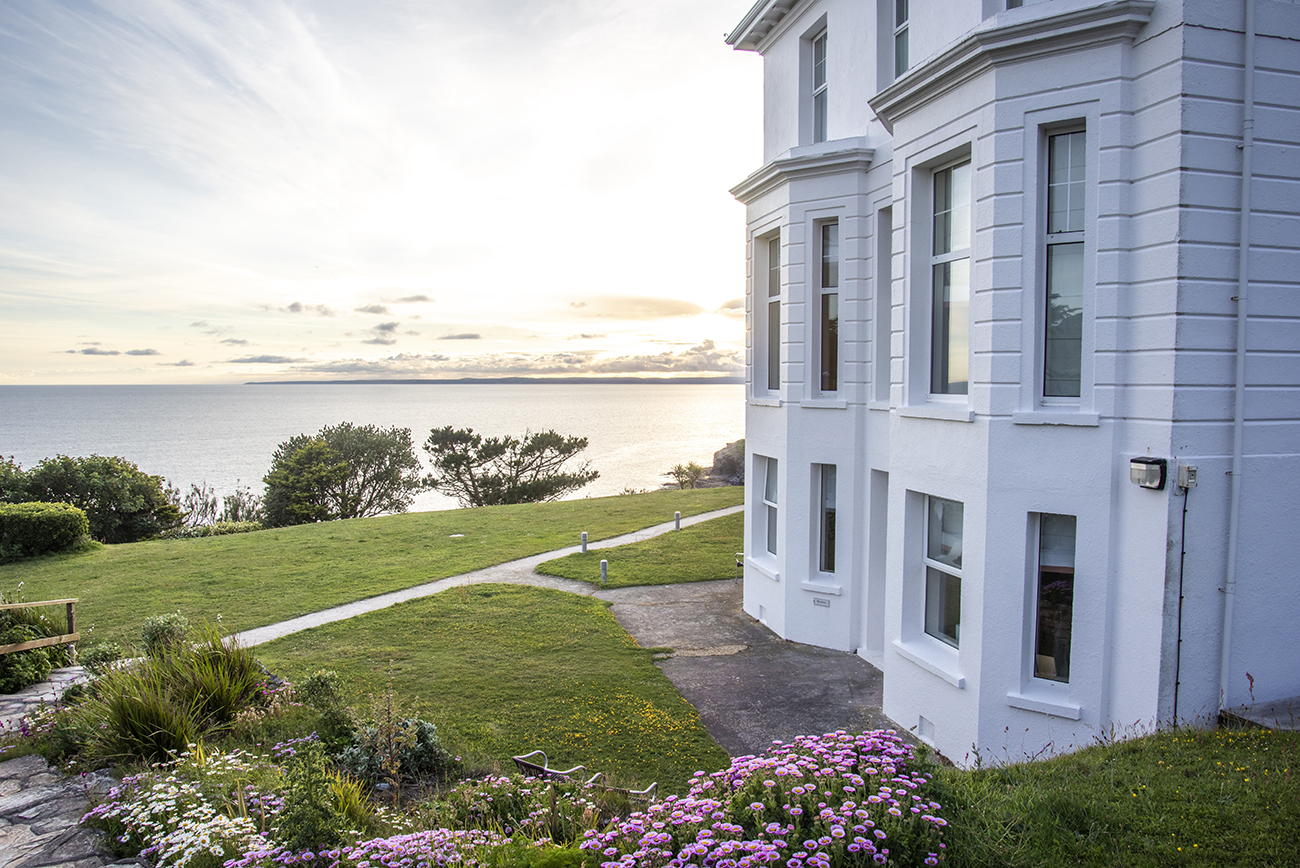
255, 583, 729, 789
536, 510, 743, 588
0, 487, 742, 644
932, 725, 1298, 867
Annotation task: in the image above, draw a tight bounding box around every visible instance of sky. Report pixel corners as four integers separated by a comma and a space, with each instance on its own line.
0, 0, 763, 384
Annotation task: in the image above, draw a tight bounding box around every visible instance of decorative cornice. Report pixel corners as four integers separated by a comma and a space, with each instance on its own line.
868, 0, 1155, 132
726, 0, 801, 52
730, 139, 874, 204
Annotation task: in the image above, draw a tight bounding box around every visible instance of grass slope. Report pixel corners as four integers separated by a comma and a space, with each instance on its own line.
0, 488, 743, 644
933, 726, 1299, 868
255, 583, 729, 790
536, 510, 744, 588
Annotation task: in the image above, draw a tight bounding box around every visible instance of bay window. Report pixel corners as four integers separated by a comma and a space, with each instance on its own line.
1043, 130, 1085, 398
819, 221, 839, 394
930, 161, 971, 396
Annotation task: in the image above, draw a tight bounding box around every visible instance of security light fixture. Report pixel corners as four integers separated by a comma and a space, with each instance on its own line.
1130, 457, 1167, 490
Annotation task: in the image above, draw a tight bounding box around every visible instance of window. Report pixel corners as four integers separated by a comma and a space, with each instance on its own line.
765, 235, 781, 393
894, 0, 909, 78
924, 496, 963, 647
930, 161, 972, 395
818, 464, 837, 573
1034, 514, 1076, 682
812, 31, 828, 144
762, 457, 779, 555
1043, 130, 1085, 398
819, 221, 839, 393
874, 207, 893, 402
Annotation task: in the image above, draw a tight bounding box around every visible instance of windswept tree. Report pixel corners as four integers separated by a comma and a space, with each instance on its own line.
423, 427, 600, 508
262, 423, 426, 527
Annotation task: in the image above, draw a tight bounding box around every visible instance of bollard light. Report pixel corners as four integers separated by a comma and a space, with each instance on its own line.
600, 559, 608, 586
675, 511, 681, 531
581, 531, 588, 552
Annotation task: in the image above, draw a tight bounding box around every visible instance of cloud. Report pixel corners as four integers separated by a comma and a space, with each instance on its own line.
161, 359, 196, 367
437, 333, 481, 340
719, 298, 744, 310
281, 339, 741, 378
220, 338, 249, 346
372, 321, 400, 333
362, 336, 398, 345
355, 304, 391, 314
228, 355, 305, 364
566, 333, 607, 340
190, 321, 210, 328
284, 302, 337, 316
68, 347, 121, 356
125, 348, 161, 356
569, 297, 706, 319
395, 295, 433, 303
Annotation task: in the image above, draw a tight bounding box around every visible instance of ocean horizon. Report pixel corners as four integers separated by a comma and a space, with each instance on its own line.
0, 382, 744, 513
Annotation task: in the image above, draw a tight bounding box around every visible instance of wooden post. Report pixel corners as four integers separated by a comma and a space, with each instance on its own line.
66, 601, 75, 635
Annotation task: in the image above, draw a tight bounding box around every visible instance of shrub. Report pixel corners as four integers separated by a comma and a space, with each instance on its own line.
295, 669, 343, 710
339, 716, 457, 785
84, 665, 202, 763
142, 612, 190, 656
160, 521, 263, 540
275, 741, 347, 853
0, 502, 88, 561
160, 625, 264, 729
77, 641, 124, 675
9, 454, 181, 543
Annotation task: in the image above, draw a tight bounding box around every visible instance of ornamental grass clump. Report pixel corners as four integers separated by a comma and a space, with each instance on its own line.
579, 730, 947, 868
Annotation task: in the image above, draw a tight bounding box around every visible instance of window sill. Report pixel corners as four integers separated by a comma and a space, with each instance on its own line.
897, 404, 975, 423
800, 579, 842, 595
1012, 411, 1100, 427
749, 397, 782, 408
747, 558, 780, 582
868, 400, 891, 412
799, 398, 848, 410
1006, 689, 1081, 720
891, 639, 965, 688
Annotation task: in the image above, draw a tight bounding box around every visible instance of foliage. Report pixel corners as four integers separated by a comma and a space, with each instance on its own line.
295, 669, 343, 710
423, 774, 605, 842
292, 669, 355, 753
0, 502, 89, 561
424, 427, 600, 508
666, 462, 707, 490
0, 593, 73, 693
142, 611, 191, 656
257, 584, 729, 788
276, 740, 348, 852
161, 520, 263, 540
179, 481, 264, 529
538, 512, 744, 588
77, 640, 124, 675
0, 456, 25, 502
1, 487, 744, 645
581, 730, 947, 868
339, 672, 458, 788
263, 423, 426, 527
262, 439, 350, 527
4, 454, 181, 543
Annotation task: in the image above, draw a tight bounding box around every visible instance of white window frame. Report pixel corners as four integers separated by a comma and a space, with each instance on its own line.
929, 158, 972, 398
817, 464, 837, 574
1041, 125, 1086, 403
812, 30, 828, 144
817, 219, 840, 395
1032, 513, 1076, 684
893, 0, 909, 78
757, 232, 781, 397
762, 456, 779, 556
923, 495, 963, 648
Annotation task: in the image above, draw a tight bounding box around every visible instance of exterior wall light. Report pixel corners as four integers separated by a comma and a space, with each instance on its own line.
1129, 457, 1167, 490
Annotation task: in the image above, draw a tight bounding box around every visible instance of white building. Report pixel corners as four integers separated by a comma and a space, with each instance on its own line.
727, 0, 1300, 764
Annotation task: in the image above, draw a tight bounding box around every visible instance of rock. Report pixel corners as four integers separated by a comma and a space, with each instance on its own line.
711, 439, 745, 484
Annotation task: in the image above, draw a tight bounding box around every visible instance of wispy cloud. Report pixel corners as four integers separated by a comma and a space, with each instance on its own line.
125, 348, 160, 355
228, 355, 305, 364
355, 304, 391, 315
285, 302, 337, 316
569, 297, 706, 319
395, 294, 433, 303
220, 338, 249, 346
161, 359, 196, 366
437, 333, 481, 340
67, 347, 120, 356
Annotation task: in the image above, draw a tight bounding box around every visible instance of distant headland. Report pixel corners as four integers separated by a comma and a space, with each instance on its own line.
243, 376, 744, 386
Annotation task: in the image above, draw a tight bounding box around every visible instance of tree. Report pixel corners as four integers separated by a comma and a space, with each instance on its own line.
9, 455, 182, 543
262, 423, 425, 527
667, 461, 707, 490
423, 427, 600, 508
263, 439, 350, 527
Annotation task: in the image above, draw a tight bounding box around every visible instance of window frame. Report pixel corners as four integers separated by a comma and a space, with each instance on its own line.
923, 495, 963, 648
1032, 513, 1076, 683
894, 0, 909, 78
812, 30, 828, 144
929, 158, 972, 398
817, 219, 840, 396
762, 456, 779, 556
817, 464, 837, 574
756, 232, 781, 397
1041, 126, 1086, 402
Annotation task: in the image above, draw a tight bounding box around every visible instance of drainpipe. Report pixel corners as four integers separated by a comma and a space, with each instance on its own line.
1220, 0, 1255, 714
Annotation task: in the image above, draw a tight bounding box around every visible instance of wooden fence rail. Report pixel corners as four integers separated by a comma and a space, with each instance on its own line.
0, 599, 79, 655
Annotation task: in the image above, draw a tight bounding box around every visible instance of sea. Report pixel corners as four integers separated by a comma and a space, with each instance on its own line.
0, 383, 745, 513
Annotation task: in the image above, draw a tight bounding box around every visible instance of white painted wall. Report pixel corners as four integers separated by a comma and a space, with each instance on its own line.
729, 0, 1300, 766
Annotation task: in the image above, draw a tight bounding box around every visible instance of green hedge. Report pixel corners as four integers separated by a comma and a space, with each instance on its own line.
0, 502, 89, 561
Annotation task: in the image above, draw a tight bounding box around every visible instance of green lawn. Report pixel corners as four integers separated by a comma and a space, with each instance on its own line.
0, 488, 743, 645
255, 583, 729, 790
536, 510, 743, 588
932, 725, 1300, 868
